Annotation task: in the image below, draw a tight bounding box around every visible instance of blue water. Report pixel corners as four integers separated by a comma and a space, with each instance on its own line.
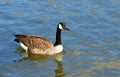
0, 0, 120, 77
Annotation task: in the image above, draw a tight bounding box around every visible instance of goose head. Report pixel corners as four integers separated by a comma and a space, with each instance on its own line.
58, 22, 70, 31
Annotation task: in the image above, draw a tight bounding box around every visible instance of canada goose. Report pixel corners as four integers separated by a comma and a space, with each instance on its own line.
14, 22, 70, 55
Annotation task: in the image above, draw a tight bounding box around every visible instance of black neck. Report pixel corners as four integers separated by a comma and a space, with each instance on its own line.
54, 28, 62, 46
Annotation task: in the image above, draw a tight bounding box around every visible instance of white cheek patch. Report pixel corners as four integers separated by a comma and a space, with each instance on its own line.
59, 24, 63, 30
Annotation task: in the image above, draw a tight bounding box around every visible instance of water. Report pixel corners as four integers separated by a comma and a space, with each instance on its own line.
0, 0, 120, 77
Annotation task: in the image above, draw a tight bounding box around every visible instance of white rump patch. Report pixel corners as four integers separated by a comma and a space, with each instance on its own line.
58, 24, 63, 30
54, 45, 63, 53
20, 42, 28, 51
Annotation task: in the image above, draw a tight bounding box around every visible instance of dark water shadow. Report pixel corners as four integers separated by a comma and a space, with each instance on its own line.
15, 47, 66, 77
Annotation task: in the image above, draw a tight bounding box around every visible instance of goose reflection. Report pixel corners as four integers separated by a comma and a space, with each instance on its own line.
55, 60, 66, 77
15, 48, 66, 77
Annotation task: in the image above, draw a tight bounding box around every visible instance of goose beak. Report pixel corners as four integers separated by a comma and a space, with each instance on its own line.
65, 28, 70, 31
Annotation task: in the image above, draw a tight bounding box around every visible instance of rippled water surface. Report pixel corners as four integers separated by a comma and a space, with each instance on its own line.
0, 0, 120, 77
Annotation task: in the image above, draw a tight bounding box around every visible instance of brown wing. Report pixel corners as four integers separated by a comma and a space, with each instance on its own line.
14, 34, 54, 51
